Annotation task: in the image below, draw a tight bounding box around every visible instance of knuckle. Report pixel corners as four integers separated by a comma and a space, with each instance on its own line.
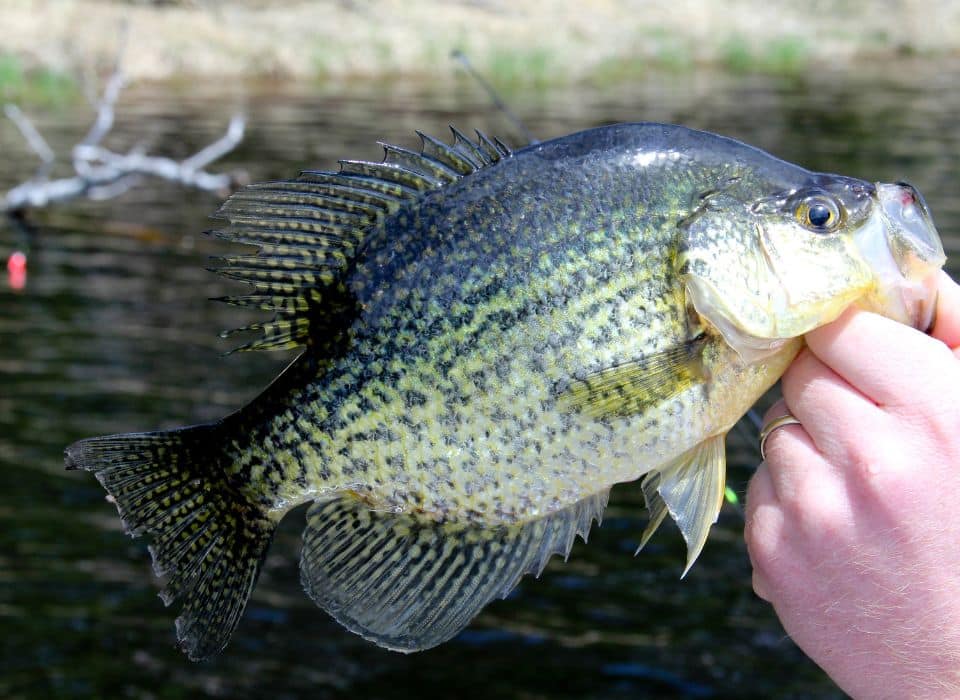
847, 447, 883, 485
842, 435, 914, 506
743, 501, 785, 572
780, 471, 823, 519
899, 400, 960, 454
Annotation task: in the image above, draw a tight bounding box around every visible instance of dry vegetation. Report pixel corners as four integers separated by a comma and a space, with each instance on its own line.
0, 0, 958, 88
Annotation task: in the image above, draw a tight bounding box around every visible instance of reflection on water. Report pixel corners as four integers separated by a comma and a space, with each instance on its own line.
4, 61, 960, 699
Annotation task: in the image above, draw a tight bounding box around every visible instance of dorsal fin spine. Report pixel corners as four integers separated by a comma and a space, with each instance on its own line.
216, 249, 348, 270
223, 211, 375, 232
379, 142, 462, 183
213, 294, 309, 312
249, 179, 406, 210
449, 126, 489, 166
416, 131, 476, 175
294, 173, 417, 205
338, 160, 443, 191
229, 190, 392, 217
209, 224, 359, 247
475, 130, 503, 161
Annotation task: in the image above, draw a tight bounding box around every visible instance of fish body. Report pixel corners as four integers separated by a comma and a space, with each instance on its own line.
66, 123, 945, 659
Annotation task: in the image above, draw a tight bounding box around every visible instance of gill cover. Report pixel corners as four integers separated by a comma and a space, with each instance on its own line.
678, 179, 879, 360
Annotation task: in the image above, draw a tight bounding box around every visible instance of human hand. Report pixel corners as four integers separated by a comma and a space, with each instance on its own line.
745, 270, 960, 699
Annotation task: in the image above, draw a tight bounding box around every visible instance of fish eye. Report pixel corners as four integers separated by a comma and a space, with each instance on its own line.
795, 194, 841, 232
808, 203, 832, 227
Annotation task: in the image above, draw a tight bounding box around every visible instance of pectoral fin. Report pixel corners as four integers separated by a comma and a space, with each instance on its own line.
558, 335, 708, 418
636, 434, 727, 577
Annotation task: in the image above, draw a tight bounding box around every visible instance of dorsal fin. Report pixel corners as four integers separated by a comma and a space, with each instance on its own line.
210, 128, 512, 353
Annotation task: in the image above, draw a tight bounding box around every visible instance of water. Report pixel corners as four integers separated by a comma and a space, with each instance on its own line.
4, 61, 960, 699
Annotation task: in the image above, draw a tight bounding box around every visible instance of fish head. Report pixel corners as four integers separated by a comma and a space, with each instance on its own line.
679, 172, 945, 361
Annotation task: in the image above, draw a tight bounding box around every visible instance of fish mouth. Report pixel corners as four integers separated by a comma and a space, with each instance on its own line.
877, 182, 946, 279
873, 182, 946, 330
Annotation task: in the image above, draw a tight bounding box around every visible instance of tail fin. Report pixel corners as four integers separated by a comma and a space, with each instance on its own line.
65, 425, 276, 660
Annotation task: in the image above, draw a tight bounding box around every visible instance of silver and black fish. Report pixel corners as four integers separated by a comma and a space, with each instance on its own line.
66, 123, 945, 659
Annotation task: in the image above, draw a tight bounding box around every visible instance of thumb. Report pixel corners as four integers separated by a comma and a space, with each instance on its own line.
929, 271, 960, 351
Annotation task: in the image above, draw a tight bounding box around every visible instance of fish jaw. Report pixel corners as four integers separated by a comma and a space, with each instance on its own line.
683, 274, 792, 363
853, 182, 946, 330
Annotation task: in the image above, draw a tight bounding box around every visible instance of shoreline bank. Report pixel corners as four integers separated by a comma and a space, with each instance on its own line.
1, 1, 958, 93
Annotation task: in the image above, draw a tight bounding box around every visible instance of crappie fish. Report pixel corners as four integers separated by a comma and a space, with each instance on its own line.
66, 122, 945, 660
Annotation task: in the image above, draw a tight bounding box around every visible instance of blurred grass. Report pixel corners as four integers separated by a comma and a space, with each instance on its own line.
486, 47, 556, 90
0, 0, 956, 94
0, 52, 78, 107
721, 35, 810, 76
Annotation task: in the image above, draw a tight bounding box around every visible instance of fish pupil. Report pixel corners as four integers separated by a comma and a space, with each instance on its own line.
808, 203, 832, 228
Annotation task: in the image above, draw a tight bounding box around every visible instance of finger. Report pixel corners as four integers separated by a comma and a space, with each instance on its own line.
930, 270, 960, 349
780, 346, 889, 462
751, 569, 773, 602
744, 461, 780, 602
804, 307, 958, 408
761, 398, 792, 426
745, 457, 839, 605
757, 398, 833, 507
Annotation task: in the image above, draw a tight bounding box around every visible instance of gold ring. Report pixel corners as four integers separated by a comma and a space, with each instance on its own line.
759, 413, 803, 460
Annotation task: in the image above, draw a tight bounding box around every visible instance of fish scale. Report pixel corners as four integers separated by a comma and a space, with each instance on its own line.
67, 122, 946, 660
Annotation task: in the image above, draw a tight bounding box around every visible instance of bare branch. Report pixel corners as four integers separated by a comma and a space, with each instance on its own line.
2, 31, 245, 216
88, 175, 142, 201
74, 116, 247, 191
182, 115, 246, 171
79, 18, 128, 149
5, 176, 89, 210
4, 104, 56, 182
77, 67, 125, 152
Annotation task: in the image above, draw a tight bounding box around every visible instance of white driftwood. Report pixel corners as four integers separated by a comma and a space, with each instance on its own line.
3, 65, 245, 214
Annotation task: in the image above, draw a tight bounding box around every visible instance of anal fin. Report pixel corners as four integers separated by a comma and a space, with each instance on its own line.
300, 491, 608, 652
636, 434, 726, 577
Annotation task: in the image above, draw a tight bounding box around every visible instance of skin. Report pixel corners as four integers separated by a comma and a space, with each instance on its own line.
745, 270, 960, 699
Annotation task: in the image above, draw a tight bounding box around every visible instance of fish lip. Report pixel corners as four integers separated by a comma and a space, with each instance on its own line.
876, 182, 946, 276
871, 182, 945, 330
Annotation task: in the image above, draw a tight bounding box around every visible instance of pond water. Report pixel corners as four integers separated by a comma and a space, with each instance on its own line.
4, 60, 960, 699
